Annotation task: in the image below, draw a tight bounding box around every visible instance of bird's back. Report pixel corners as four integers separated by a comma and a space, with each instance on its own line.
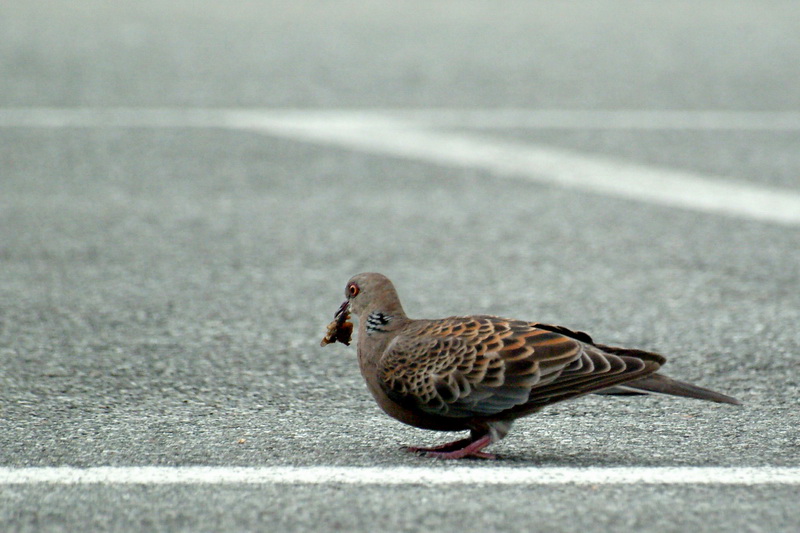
375, 315, 665, 425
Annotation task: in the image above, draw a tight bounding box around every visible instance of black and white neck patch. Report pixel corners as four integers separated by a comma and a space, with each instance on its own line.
365, 311, 392, 334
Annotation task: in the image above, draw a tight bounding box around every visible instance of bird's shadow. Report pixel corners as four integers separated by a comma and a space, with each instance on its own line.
492, 451, 646, 466
398, 445, 666, 467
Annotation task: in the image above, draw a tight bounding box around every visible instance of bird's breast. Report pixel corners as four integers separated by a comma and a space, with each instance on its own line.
356, 346, 470, 432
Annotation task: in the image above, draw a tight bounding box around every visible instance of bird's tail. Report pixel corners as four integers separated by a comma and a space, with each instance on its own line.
622, 373, 741, 405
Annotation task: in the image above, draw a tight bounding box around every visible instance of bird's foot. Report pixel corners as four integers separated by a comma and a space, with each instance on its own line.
406, 436, 473, 454
424, 449, 497, 460
408, 434, 496, 460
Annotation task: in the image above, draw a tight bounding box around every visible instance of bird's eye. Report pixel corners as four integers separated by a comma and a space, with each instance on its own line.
347, 283, 360, 297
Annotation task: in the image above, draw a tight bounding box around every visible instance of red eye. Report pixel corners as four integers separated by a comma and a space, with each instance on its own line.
347, 283, 359, 297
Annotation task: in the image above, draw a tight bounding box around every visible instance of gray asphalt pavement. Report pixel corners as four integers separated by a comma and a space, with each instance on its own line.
2, 1, 799, 532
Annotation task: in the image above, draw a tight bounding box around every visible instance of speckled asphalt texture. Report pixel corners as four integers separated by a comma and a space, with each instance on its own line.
1, 2, 799, 532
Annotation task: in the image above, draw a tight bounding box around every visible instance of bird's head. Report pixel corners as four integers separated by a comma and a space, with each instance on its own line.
320, 273, 408, 348
341, 272, 404, 318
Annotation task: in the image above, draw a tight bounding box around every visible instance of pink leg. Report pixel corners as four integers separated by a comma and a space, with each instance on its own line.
406, 436, 473, 454
420, 434, 496, 460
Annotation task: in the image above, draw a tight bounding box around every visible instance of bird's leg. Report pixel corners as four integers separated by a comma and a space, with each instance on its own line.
407, 432, 496, 460
423, 433, 495, 460
406, 436, 474, 454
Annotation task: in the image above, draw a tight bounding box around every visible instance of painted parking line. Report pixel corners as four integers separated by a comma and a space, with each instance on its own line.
379, 109, 800, 130
233, 112, 800, 226
2, 108, 800, 225
4, 108, 800, 130
2, 466, 800, 486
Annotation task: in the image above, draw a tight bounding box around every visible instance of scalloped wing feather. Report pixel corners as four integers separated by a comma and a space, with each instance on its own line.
379, 316, 661, 419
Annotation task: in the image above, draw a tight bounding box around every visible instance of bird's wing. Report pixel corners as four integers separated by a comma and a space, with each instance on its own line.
378, 316, 662, 418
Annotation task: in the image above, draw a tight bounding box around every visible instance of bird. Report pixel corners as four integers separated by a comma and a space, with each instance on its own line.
321, 272, 741, 459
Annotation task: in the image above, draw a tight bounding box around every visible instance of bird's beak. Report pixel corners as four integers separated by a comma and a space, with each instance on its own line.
335, 300, 350, 321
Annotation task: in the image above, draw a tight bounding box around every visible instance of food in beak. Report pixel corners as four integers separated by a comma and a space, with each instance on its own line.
320, 301, 353, 346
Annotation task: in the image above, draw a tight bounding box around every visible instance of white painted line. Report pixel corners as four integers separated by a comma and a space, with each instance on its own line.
3, 108, 800, 130
1, 466, 799, 486
392, 109, 800, 130
2, 108, 800, 225
235, 113, 800, 226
